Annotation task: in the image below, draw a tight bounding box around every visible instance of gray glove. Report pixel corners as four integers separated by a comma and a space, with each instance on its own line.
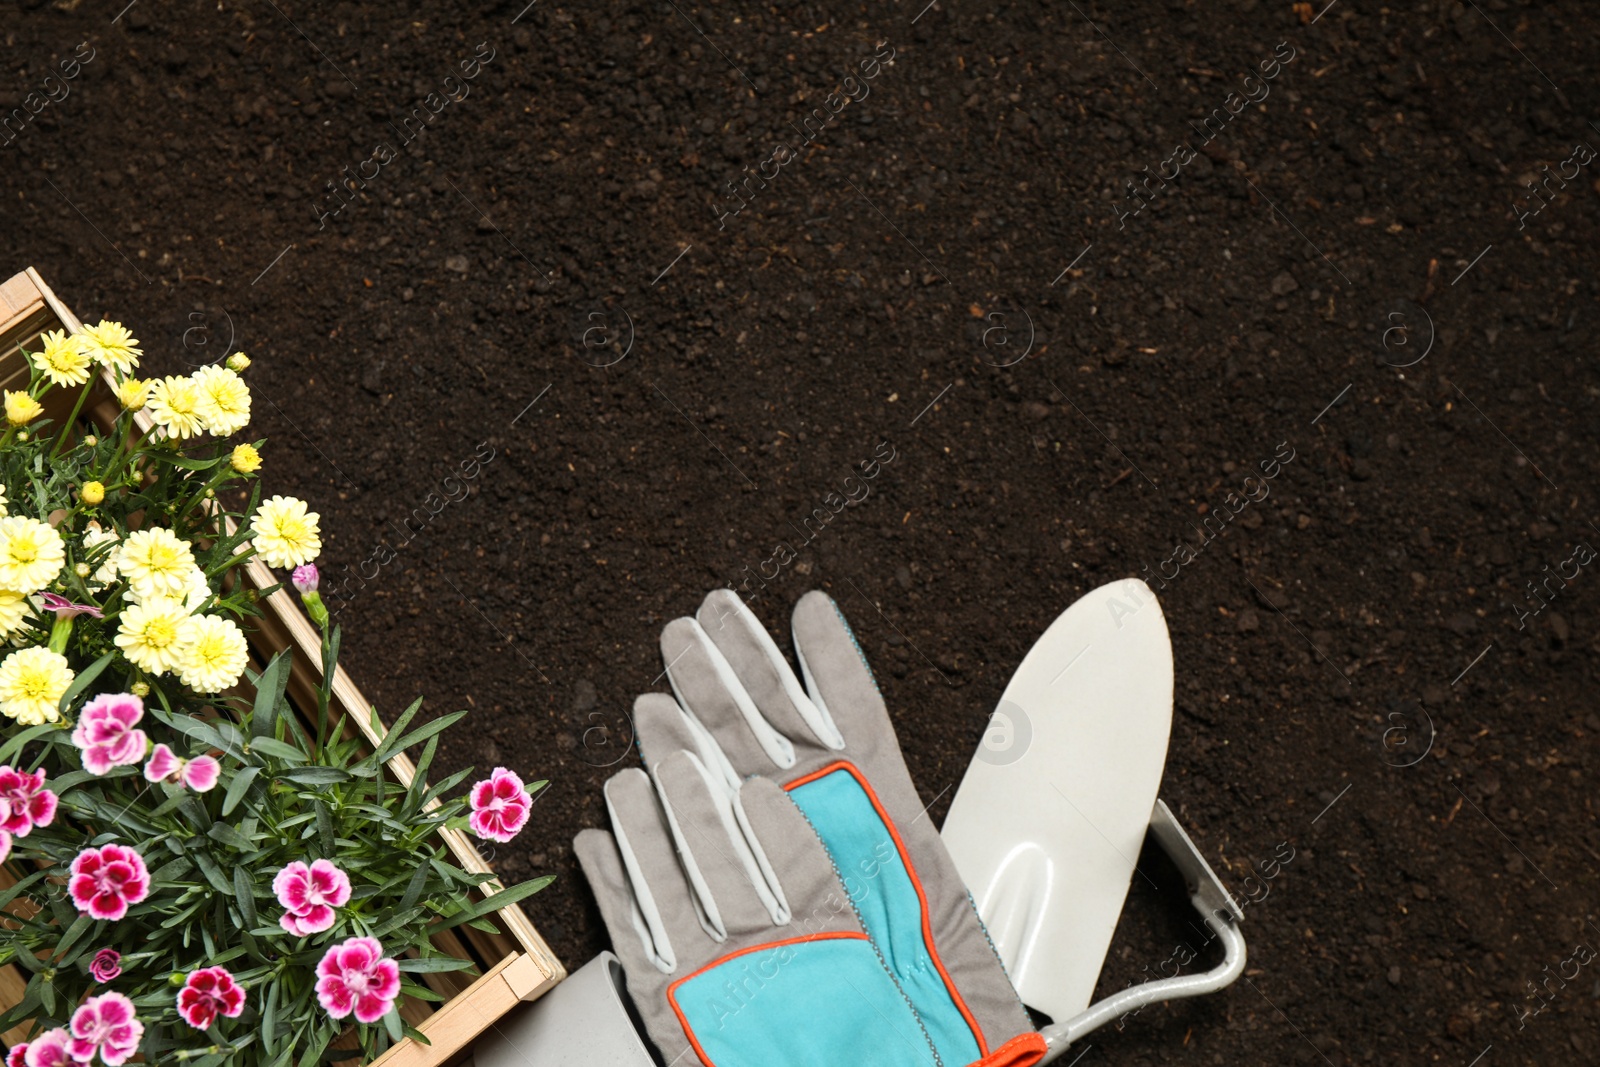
637, 589, 1045, 1067
575, 750, 948, 1067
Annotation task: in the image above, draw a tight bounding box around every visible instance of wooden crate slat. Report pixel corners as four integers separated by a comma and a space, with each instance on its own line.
0, 269, 565, 1061
367, 953, 549, 1067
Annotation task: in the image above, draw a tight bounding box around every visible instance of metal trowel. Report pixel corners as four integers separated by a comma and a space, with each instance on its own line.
940, 578, 1244, 1060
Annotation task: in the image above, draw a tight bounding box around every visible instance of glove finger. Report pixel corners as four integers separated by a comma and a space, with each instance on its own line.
601, 767, 711, 971
697, 589, 846, 755
662, 615, 794, 774
574, 827, 665, 977
735, 777, 863, 942
791, 590, 891, 752
634, 691, 741, 797
655, 749, 785, 935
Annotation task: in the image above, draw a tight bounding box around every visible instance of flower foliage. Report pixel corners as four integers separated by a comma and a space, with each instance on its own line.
0, 325, 551, 1065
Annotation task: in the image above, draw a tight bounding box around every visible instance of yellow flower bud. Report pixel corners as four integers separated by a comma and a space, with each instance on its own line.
226, 352, 251, 372
117, 377, 150, 411
230, 443, 262, 473
4, 391, 43, 426
130, 681, 150, 697
75, 562, 91, 578
81, 481, 105, 506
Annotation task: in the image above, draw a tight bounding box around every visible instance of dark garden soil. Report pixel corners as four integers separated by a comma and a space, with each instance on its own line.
3, 1, 1598, 1063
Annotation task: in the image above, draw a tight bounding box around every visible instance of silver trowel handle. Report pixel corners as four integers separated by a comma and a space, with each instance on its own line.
1037, 800, 1248, 1062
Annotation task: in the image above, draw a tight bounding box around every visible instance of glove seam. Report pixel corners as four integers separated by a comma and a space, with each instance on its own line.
782, 781, 946, 1067
828, 596, 882, 694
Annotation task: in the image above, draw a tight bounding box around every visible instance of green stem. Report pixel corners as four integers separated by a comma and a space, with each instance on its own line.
47, 615, 73, 655
48, 380, 94, 461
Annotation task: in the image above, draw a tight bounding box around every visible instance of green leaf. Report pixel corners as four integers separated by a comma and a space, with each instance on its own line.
261, 980, 280, 1055
416, 767, 475, 813
57, 649, 118, 718
365, 697, 426, 767
277, 767, 351, 786
52, 912, 95, 964
366, 907, 426, 941
223, 765, 261, 816
314, 800, 335, 856
394, 956, 476, 974
435, 876, 555, 932
397, 856, 432, 915
0, 869, 46, 912
380, 710, 469, 765
0, 985, 41, 1032
154, 451, 231, 471
382, 1005, 403, 1043
397, 982, 446, 1003
234, 865, 258, 929
159, 712, 247, 761
250, 652, 291, 740
150, 855, 194, 884
209, 821, 259, 851
190, 847, 236, 894
250, 737, 309, 763
0, 722, 65, 766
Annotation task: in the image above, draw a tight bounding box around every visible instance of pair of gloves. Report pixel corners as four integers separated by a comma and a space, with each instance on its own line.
576, 590, 1047, 1067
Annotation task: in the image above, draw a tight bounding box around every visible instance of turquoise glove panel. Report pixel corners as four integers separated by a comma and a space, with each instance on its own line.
788, 762, 983, 1066
671, 931, 933, 1067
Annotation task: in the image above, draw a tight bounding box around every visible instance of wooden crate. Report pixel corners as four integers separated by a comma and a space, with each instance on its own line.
0, 268, 565, 1064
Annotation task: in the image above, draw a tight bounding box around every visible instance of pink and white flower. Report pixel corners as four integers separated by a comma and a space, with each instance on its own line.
272, 859, 351, 936
37, 592, 103, 621
13, 1027, 71, 1067
468, 767, 533, 843
0, 765, 57, 837
68, 844, 151, 921
143, 744, 220, 792
315, 936, 400, 1024
176, 966, 246, 1030
89, 947, 122, 983
67, 993, 143, 1066
0, 825, 10, 866
70, 693, 148, 776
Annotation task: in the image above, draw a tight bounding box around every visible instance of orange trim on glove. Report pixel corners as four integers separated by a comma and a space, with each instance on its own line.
971, 1031, 1049, 1067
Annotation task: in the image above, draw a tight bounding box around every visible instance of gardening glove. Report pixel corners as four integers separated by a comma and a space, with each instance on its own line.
575, 751, 947, 1067
637, 589, 1046, 1067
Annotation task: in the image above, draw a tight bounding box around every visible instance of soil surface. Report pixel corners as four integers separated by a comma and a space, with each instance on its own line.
3, 1, 1599, 1063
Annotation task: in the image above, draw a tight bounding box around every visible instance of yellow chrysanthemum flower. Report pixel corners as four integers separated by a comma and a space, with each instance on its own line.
114, 596, 194, 676
0, 647, 72, 725
81, 481, 105, 506
5, 391, 42, 427
117, 377, 150, 411
116, 527, 196, 602
80, 320, 142, 375
178, 614, 248, 693
230, 444, 262, 474
33, 329, 92, 388
146, 375, 207, 440
250, 495, 322, 569
227, 352, 251, 372
0, 591, 31, 640
192, 365, 251, 437
0, 517, 65, 594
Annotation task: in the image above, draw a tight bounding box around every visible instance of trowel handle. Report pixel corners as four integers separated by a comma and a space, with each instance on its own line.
1036, 800, 1249, 1063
